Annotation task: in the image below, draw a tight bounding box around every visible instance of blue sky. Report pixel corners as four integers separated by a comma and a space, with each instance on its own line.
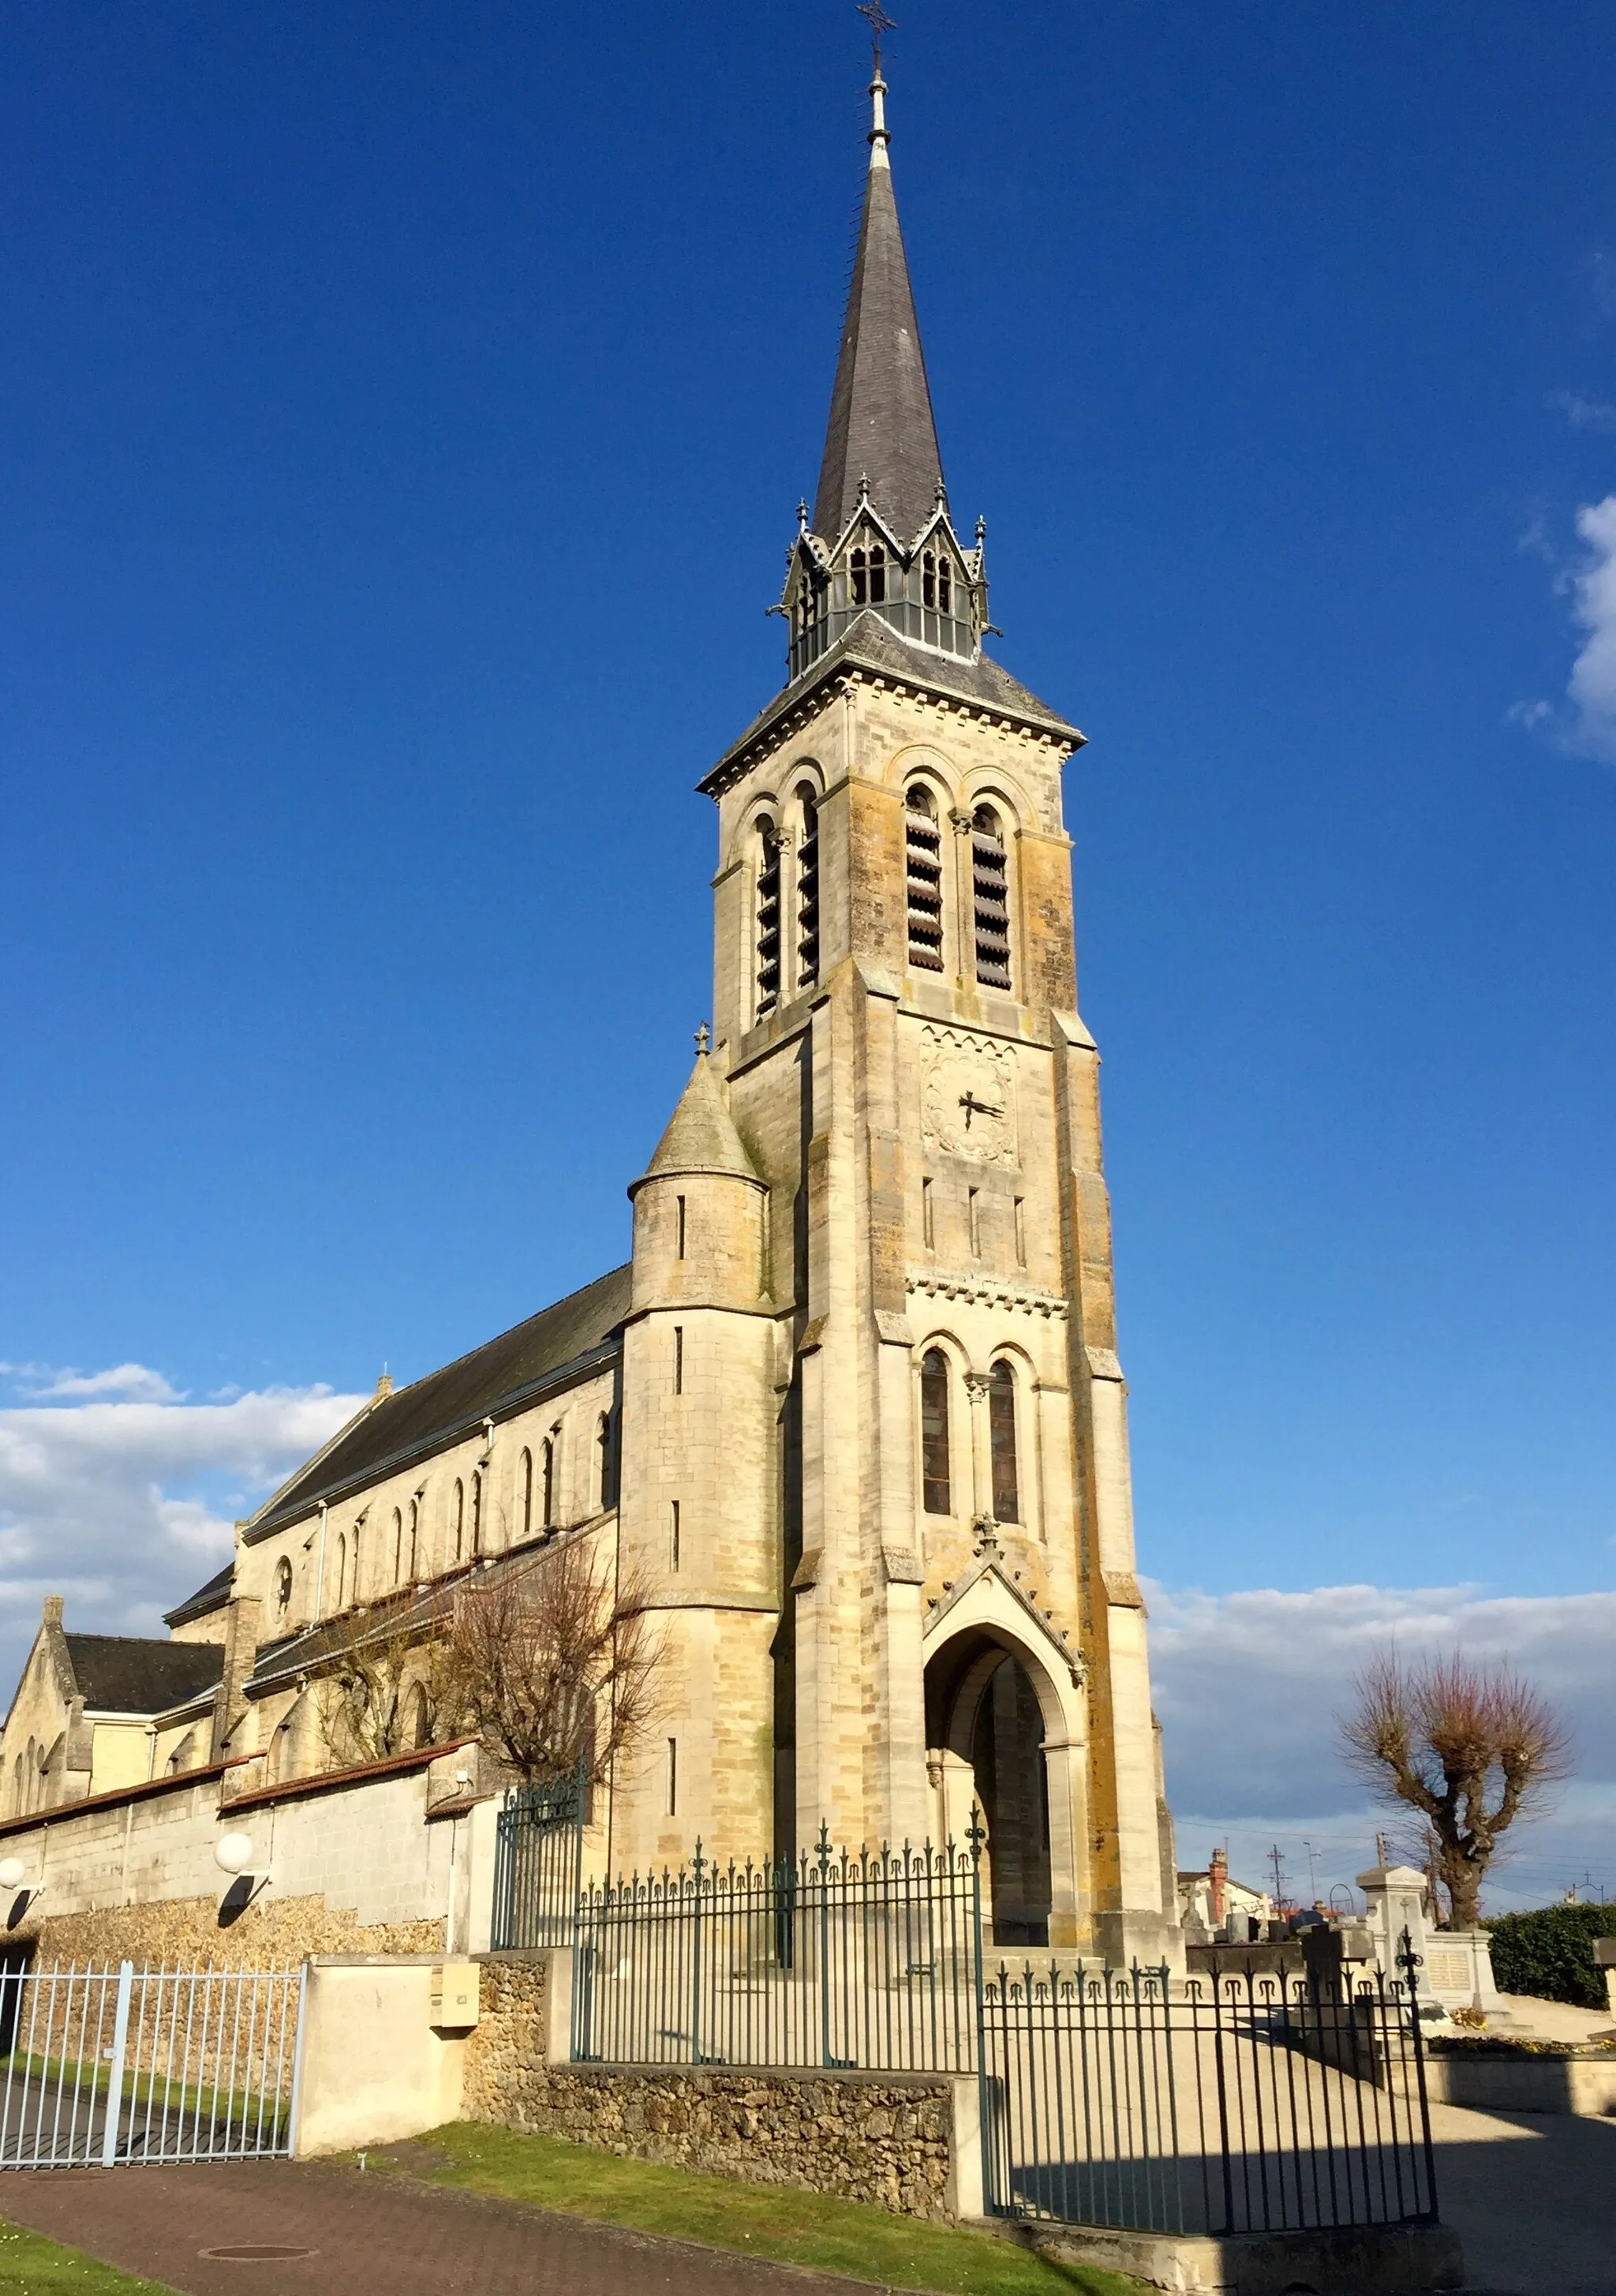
2, 3, 1612, 1905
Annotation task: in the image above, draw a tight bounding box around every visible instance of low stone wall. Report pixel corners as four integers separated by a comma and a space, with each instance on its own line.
461, 1953, 552, 2114
15, 1894, 443, 1971
460, 1949, 969, 2223
477, 2060, 963, 2221
1418, 2047, 1616, 2118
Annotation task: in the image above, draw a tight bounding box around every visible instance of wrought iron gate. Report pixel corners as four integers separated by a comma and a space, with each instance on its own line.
491, 1762, 586, 1951
0, 1962, 304, 2167
978, 1956, 1439, 2236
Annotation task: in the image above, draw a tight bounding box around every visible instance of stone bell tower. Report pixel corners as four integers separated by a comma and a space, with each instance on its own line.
617, 53, 1179, 1965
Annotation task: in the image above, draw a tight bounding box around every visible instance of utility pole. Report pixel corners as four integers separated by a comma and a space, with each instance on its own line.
1268, 1842, 1290, 1916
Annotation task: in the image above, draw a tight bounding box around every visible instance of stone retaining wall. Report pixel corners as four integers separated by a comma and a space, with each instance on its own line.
459, 1950, 969, 2223
14, 1894, 443, 1971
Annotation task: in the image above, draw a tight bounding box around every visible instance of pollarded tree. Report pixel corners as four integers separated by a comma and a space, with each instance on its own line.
1340, 1651, 1570, 1930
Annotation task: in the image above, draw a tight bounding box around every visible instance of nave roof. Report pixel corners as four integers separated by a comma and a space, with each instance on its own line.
245, 1263, 632, 1541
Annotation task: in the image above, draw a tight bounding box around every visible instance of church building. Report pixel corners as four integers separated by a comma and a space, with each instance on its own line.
2, 60, 1180, 1965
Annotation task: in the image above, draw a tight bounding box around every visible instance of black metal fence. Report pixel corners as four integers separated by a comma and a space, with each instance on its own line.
490, 1762, 586, 1951
491, 1800, 1439, 2241
572, 1830, 982, 2070
979, 1958, 1438, 2236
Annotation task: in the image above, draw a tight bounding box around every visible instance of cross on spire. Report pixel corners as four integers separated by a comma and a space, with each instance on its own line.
857, 0, 896, 70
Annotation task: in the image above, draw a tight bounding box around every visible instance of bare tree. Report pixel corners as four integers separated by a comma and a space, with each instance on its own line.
316, 1593, 455, 1770
443, 1538, 660, 1790
1341, 1651, 1570, 1929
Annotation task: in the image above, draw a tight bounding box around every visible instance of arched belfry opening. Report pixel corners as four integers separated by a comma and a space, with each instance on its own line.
925, 1630, 1055, 1948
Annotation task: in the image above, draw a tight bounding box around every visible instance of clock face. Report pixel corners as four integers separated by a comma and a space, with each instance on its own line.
922, 1040, 1016, 1163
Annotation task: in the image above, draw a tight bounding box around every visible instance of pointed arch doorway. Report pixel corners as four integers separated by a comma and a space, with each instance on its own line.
925, 1628, 1069, 1947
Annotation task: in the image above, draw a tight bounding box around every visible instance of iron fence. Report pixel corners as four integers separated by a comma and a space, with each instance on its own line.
978, 1957, 1438, 2236
572, 1829, 982, 2071
491, 1760, 586, 1950
492, 1801, 1440, 2242
0, 1961, 304, 2167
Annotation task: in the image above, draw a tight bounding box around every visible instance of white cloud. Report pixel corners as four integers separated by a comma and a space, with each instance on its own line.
1551, 389, 1616, 435
21, 1364, 185, 1405
1150, 1581, 1616, 1912
0, 1369, 365, 1695
1564, 495, 1616, 762
1515, 494, 1616, 766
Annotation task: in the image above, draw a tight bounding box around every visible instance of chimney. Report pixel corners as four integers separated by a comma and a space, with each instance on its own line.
42, 1595, 64, 1629
1209, 1846, 1228, 1929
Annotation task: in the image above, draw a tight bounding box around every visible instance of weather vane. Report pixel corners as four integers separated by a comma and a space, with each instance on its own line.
856, 0, 897, 71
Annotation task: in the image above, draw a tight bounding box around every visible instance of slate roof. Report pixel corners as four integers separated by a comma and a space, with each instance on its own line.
245, 1264, 633, 1541
814, 140, 945, 546
163, 1563, 234, 1631
701, 610, 1082, 797
63, 1635, 222, 1716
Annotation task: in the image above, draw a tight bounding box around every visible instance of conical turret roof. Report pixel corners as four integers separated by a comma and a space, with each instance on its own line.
635, 1053, 761, 1189
813, 70, 945, 545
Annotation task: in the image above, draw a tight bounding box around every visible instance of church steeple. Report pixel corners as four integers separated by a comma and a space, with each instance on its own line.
812, 61, 945, 547
780, 51, 987, 684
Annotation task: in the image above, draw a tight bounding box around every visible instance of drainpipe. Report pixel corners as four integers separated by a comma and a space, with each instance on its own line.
314, 1502, 329, 1623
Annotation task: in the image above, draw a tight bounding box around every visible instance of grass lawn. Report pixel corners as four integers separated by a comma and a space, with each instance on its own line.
0, 2221, 177, 2295
364, 2121, 1147, 2296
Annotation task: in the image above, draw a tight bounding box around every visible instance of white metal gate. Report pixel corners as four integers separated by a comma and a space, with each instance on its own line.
0, 1961, 305, 2167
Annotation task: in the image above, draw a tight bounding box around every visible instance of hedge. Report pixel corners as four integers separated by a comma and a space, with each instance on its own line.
1483, 1903, 1616, 2009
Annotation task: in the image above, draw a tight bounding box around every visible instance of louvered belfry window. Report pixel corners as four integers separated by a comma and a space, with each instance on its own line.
920, 1349, 952, 1515
989, 1360, 1020, 1523
905, 785, 945, 972
756, 817, 782, 1014
795, 787, 820, 987
971, 805, 1012, 989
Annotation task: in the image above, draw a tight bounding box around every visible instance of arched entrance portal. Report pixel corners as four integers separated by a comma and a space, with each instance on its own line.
925, 1633, 1054, 1947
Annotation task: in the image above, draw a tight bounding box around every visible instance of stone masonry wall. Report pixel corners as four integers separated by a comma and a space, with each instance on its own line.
0, 1754, 460, 1970
460, 1951, 960, 2223
16, 1894, 443, 1972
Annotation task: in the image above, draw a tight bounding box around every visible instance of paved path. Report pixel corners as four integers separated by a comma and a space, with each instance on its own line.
0, 2158, 882, 2296
1430, 2096, 1616, 2295
3, 2110, 1613, 2296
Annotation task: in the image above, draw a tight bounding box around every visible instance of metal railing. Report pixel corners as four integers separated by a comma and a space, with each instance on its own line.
492, 1800, 1440, 2242
492, 1759, 586, 1951
0, 1961, 304, 2167
572, 1829, 982, 2071
978, 1957, 1438, 2236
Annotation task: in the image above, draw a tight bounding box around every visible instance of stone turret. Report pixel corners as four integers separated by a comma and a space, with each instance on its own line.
613, 1039, 779, 1864
627, 1038, 770, 1314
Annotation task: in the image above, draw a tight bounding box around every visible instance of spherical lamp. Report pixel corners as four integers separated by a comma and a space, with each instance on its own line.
214, 1833, 255, 1877
0, 1858, 25, 1892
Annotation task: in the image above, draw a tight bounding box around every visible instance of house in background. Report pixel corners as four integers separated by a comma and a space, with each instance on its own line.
1, 1590, 227, 1813
1179, 1847, 1274, 1944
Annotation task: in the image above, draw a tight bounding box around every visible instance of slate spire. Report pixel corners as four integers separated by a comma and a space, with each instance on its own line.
812, 60, 946, 545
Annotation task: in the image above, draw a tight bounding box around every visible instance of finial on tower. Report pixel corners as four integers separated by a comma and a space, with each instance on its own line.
857, 0, 896, 163
694, 1021, 711, 1057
